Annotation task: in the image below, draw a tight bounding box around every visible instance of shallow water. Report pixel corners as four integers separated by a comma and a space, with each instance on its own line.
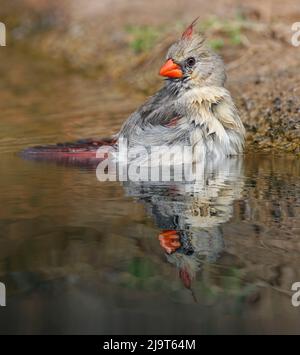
0, 49, 300, 334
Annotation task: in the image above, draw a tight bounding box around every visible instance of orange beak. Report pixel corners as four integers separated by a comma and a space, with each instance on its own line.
159, 59, 183, 78
158, 230, 181, 254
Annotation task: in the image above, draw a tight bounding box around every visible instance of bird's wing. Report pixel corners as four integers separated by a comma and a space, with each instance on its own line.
118, 89, 189, 146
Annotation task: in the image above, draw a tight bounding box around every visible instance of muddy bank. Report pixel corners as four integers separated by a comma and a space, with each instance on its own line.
2, 0, 300, 153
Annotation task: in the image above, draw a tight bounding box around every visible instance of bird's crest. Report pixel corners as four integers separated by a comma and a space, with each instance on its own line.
181, 17, 199, 39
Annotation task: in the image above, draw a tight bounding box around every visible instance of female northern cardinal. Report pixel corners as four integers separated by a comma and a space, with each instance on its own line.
23, 20, 245, 164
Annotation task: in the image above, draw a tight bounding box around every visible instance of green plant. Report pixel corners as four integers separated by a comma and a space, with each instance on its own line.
126, 25, 160, 53
209, 38, 225, 50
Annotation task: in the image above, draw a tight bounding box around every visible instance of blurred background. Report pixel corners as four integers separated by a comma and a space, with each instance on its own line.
0, 0, 300, 335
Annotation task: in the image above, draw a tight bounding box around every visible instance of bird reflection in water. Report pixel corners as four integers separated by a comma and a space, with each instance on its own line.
21, 142, 244, 302
123, 157, 244, 301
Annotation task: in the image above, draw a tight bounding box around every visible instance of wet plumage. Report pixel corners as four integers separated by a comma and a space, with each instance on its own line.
119, 22, 245, 162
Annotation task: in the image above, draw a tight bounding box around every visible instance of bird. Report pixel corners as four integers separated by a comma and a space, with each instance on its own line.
22, 19, 245, 165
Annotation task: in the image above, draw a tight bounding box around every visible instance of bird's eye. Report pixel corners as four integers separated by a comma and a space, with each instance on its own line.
186, 57, 196, 67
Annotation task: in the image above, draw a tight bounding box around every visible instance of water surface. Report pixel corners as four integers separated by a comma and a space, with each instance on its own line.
0, 49, 300, 334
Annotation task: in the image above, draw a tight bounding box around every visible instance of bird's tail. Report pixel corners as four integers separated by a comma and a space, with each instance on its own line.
21, 137, 117, 167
